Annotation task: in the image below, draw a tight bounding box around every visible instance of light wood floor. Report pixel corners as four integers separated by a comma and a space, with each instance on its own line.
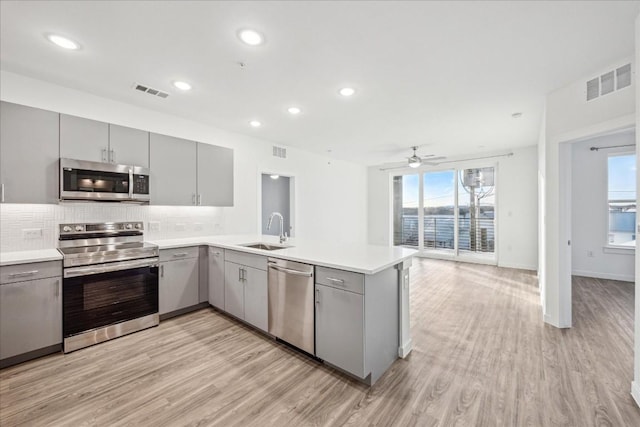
1, 259, 639, 426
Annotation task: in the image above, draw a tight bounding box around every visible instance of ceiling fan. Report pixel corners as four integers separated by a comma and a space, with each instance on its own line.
380, 146, 446, 170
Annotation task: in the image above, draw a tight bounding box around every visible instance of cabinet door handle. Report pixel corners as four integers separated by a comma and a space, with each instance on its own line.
198, 194, 202, 205
160, 265, 164, 277
8, 270, 39, 278
54, 279, 60, 297
326, 277, 345, 284
1, 183, 4, 203
102, 148, 107, 162
315, 288, 319, 305
172, 253, 188, 258
110, 149, 116, 164
192, 194, 196, 205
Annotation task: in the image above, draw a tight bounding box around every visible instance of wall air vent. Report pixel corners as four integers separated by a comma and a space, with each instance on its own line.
272, 146, 287, 159
586, 63, 632, 101
133, 83, 169, 99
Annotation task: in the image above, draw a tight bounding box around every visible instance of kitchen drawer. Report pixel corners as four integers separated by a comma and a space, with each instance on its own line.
159, 246, 199, 262
0, 261, 62, 285
315, 266, 364, 295
225, 250, 267, 271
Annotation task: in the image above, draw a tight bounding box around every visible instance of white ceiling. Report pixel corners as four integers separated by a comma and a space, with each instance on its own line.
1, 1, 638, 165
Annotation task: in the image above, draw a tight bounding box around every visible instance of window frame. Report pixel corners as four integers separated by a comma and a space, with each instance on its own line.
605, 151, 636, 251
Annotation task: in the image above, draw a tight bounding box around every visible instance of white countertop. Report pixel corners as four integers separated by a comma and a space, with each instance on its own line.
148, 235, 417, 275
0, 236, 417, 273
0, 249, 63, 266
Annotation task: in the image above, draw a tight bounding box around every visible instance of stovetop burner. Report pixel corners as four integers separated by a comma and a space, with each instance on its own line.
58, 221, 158, 268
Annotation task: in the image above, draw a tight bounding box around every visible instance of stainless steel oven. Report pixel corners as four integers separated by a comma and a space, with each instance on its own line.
60, 158, 150, 202
58, 222, 159, 353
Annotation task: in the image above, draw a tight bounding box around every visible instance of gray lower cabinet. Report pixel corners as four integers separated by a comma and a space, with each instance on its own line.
224, 261, 244, 319
0, 262, 62, 364
223, 251, 268, 332
109, 124, 149, 167
314, 265, 399, 385
242, 266, 268, 331
0, 101, 60, 204
60, 114, 109, 163
208, 247, 225, 309
197, 143, 234, 206
315, 284, 365, 378
159, 248, 199, 315
150, 133, 198, 206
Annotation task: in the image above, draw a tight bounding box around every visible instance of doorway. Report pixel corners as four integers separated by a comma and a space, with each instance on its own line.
261, 173, 294, 237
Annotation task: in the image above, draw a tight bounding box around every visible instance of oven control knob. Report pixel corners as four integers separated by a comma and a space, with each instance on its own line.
75, 225, 83, 232
62, 226, 72, 233
135, 223, 142, 229
125, 223, 133, 230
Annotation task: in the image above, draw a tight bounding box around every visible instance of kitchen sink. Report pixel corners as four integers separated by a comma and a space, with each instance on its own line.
240, 242, 290, 251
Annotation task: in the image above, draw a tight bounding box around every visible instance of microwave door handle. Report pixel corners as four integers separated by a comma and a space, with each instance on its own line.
128, 168, 134, 199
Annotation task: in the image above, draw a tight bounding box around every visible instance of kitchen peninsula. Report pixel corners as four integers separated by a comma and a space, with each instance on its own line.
0, 234, 416, 385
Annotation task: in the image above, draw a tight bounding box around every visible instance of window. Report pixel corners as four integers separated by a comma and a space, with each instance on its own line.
393, 166, 496, 260
608, 154, 636, 247
393, 174, 419, 247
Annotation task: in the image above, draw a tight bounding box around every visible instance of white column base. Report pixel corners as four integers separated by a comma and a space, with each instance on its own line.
632, 381, 640, 408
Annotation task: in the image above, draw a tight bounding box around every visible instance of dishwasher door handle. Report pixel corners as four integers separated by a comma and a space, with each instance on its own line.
268, 263, 313, 277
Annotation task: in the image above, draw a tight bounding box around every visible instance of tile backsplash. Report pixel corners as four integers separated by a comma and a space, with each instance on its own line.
0, 203, 226, 252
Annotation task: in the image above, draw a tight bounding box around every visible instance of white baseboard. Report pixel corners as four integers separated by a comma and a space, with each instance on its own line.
543, 313, 571, 329
632, 381, 640, 408
498, 261, 538, 271
572, 269, 634, 283
398, 339, 413, 359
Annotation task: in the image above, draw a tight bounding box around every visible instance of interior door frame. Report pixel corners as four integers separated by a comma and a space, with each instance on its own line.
257, 170, 296, 238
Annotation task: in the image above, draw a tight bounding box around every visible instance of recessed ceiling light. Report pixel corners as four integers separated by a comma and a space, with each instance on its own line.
511, 112, 523, 119
287, 107, 301, 115
238, 29, 264, 46
339, 87, 355, 97
249, 120, 262, 128
46, 34, 79, 50
173, 81, 192, 91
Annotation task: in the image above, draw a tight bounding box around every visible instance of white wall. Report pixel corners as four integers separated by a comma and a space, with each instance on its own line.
540, 55, 636, 328
367, 145, 538, 270
571, 132, 635, 282
0, 71, 368, 250
633, 12, 640, 410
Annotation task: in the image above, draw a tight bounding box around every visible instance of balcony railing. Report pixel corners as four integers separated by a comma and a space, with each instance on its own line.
395, 215, 495, 253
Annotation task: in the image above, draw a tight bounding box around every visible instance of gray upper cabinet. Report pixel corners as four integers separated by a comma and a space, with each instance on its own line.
0, 102, 60, 204
60, 114, 109, 163
149, 133, 197, 206
61, 115, 150, 166
109, 124, 149, 167
197, 143, 234, 206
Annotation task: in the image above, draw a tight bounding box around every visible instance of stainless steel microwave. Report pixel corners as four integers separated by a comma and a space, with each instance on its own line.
60, 158, 150, 203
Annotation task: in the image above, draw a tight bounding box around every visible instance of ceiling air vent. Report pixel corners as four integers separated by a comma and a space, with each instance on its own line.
133, 83, 169, 99
586, 63, 632, 101
272, 146, 287, 159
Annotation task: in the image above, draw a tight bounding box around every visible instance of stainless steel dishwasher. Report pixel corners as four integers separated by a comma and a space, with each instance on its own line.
268, 258, 315, 355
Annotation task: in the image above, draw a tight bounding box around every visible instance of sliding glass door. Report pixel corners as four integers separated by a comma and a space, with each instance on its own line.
393, 166, 496, 262
423, 171, 455, 252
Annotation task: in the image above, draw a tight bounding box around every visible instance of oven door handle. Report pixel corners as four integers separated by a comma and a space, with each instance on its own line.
64, 257, 159, 278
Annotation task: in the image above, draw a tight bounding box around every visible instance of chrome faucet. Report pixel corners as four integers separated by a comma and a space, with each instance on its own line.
267, 212, 288, 244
